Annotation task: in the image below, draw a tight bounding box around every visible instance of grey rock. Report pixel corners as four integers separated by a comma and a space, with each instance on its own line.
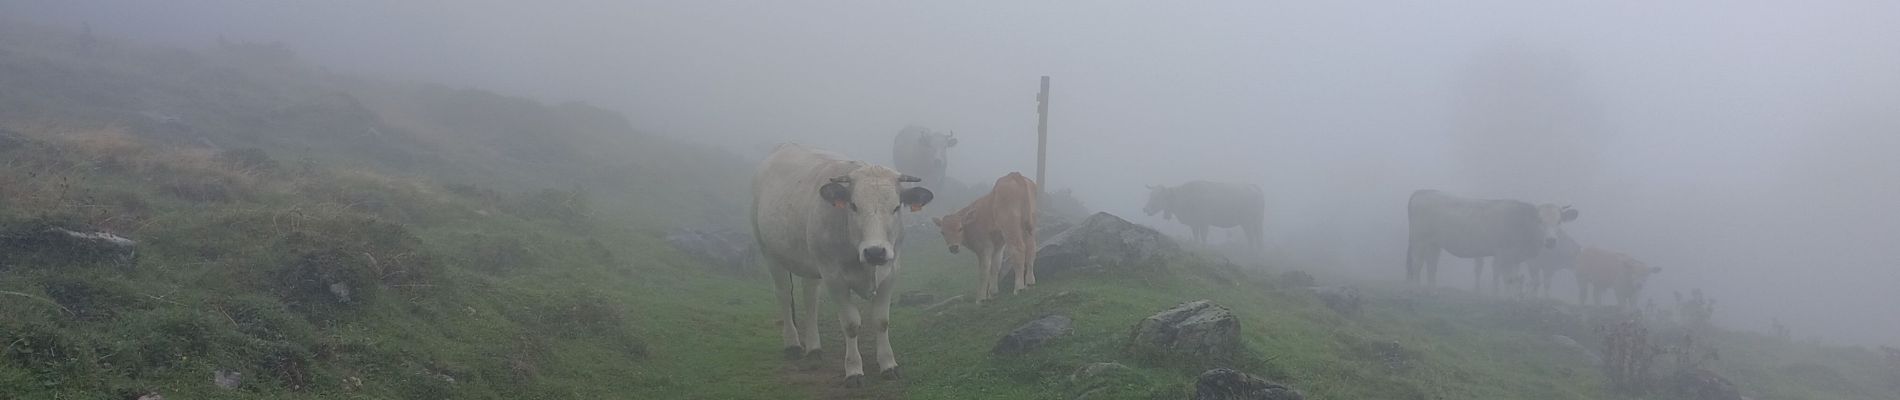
329, 282, 352, 303
1192, 368, 1304, 400
897, 291, 936, 307
1310, 286, 1361, 315
1127, 300, 1241, 360
663, 226, 756, 276
994, 315, 1073, 355
214, 369, 243, 389
1035, 212, 1181, 276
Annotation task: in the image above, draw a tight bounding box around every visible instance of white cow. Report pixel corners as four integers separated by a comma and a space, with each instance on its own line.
752, 143, 934, 387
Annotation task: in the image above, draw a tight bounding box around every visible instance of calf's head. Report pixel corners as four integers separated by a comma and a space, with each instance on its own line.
819, 167, 934, 266
1620, 256, 1662, 292
932, 214, 966, 254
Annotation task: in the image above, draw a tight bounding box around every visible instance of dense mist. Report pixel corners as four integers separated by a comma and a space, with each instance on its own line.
8, 0, 1896, 348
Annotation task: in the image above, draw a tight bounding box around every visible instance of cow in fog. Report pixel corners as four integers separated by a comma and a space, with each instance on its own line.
1526, 228, 1581, 298
892, 126, 956, 192
752, 144, 935, 387
1142, 181, 1265, 248
933, 172, 1038, 302
1405, 189, 1577, 295
1574, 247, 1661, 308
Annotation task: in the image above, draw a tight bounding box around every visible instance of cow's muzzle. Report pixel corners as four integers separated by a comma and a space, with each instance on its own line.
948, 245, 960, 254
862, 246, 891, 265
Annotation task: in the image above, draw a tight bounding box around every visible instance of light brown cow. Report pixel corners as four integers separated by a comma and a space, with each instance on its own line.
1575, 247, 1662, 308
933, 172, 1038, 302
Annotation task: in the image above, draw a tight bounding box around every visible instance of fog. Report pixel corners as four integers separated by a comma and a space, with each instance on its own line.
9, 1, 1897, 346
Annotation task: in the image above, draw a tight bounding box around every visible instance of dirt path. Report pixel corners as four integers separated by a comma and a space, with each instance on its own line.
775, 321, 908, 400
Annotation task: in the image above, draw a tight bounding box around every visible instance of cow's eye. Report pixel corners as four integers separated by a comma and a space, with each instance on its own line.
849, 203, 859, 212
892, 205, 902, 213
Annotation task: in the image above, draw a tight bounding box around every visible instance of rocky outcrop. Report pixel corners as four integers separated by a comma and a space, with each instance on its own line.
1192, 368, 1304, 400
1035, 212, 1181, 276
1127, 300, 1240, 361
994, 315, 1073, 355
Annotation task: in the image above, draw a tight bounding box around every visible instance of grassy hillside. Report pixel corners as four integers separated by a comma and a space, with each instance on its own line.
0, 21, 1895, 400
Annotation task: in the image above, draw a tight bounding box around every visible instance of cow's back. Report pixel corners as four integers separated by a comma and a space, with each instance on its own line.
1408, 190, 1539, 259
1171, 181, 1264, 228
753, 144, 860, 277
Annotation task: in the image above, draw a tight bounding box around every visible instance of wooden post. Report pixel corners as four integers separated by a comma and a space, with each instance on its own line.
1036, 76, 1050, 197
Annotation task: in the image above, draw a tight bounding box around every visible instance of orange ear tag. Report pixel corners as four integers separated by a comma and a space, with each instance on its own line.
909, 204, 924, 212
833, 200, 848, 209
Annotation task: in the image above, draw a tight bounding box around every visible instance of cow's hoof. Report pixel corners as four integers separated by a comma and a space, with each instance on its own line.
782, 346, 804, 360
880, 366, 903, 380
804, 348, 823, 360
843, 374, 865, 388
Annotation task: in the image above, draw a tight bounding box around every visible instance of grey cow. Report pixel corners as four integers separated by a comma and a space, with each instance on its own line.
1405, 189, 1577, 295
891, 126, 956, 191
1142, 181, 1266, 248
752, 144, 935, 387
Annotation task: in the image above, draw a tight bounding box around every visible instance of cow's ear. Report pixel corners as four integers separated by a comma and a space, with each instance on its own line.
820, 182, 850, 208
931, 216, 943, 226
947, 137, 958, 147
901, 187, 934, 212
1561, 208, 1579, 222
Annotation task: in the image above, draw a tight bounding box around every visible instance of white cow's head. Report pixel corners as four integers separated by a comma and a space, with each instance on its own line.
819, 166, 934, 266
1142, 184, 1173, 220
1535, 204, 1579, 249
917, 130, 957, 166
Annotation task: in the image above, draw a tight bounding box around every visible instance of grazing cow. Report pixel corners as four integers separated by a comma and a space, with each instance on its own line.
1142, 181, 1265, 248
892, 126, 956, 192
752, 144, 935, 387
933, 172, 1038, 302
1574, 247, 1661, 308
1526, 228, 1581, 298
1405, 189, 1577, 295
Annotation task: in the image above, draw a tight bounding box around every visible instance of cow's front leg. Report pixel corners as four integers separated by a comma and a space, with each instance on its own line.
871, 270, 900, 380
828, 280, 867, 387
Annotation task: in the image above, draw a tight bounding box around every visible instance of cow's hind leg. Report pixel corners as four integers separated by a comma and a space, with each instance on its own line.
1006, 229, 1030, 294
1024, 219, 1038, 286
828, 280, 867, 387
771, 268, 802, 359
799, 276, 824, 357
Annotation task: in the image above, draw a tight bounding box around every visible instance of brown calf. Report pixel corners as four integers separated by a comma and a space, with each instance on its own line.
933, 172, 1038, 302
1575, 247, 1662, 308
